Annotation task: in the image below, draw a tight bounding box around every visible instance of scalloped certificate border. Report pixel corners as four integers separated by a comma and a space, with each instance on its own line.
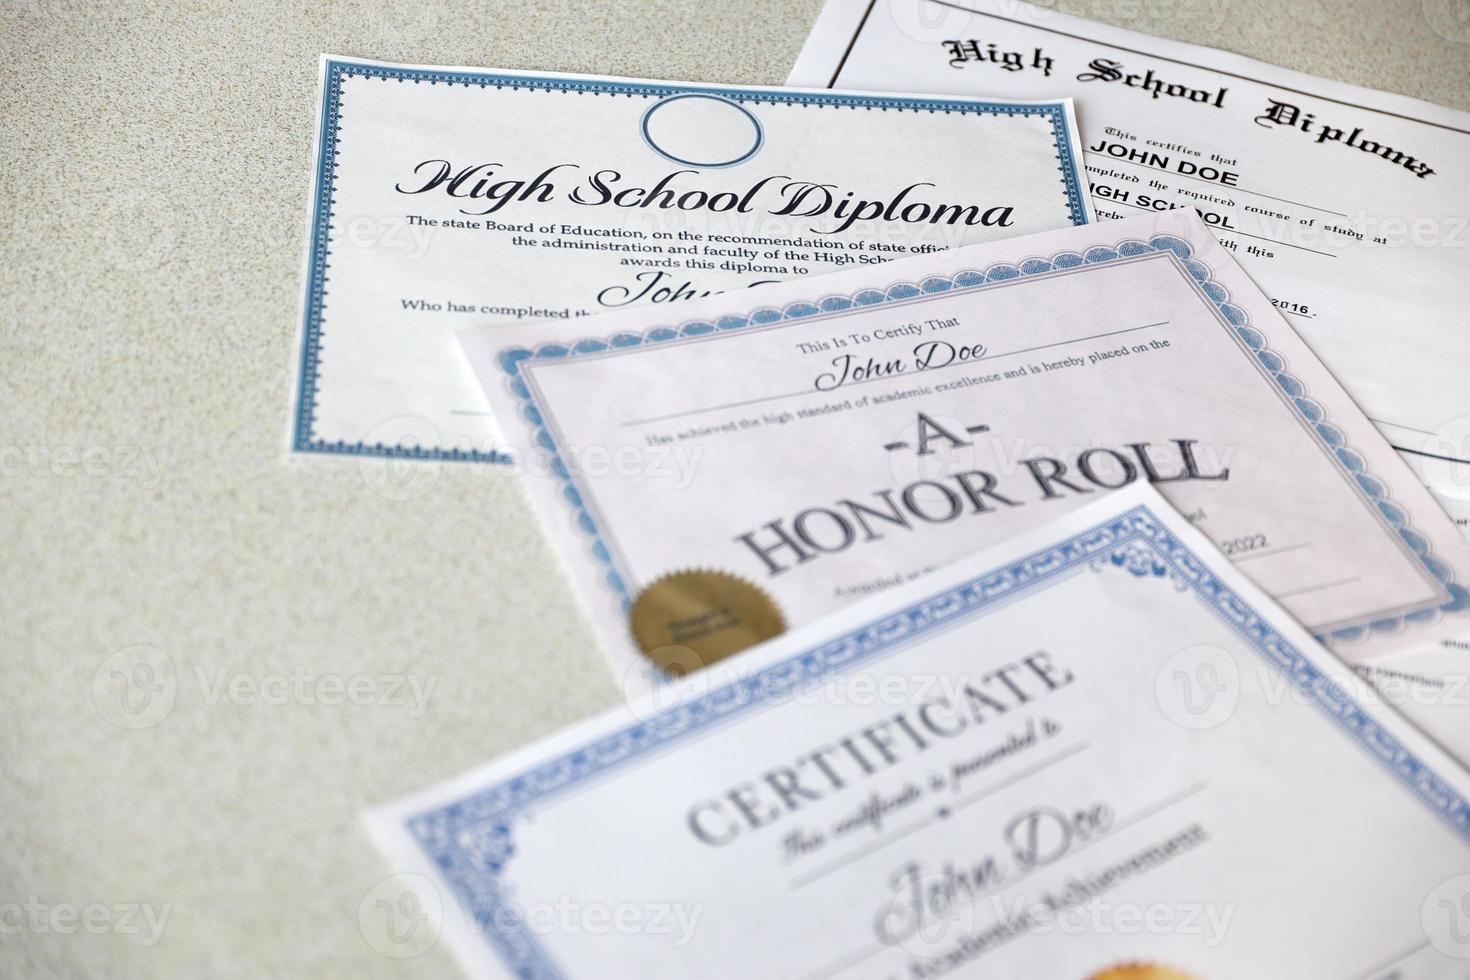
292, 59, 1089, 461
498, 231, 1467, 644
400, 502, 1470, 979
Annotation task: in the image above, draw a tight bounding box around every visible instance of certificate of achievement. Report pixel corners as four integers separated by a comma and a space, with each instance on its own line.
786, 0, 1470, 493
364, 484, 1470, 979
461, 210, 1470, 688
290, 55, 1092, 462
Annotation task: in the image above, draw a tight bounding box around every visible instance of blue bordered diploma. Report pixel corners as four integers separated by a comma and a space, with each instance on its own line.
363, 483, 1470, 978
289, 55, 1091, 462
460, 210, 1470, 687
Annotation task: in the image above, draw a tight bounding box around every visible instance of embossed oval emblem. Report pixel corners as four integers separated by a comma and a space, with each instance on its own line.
640, 93, 764, 169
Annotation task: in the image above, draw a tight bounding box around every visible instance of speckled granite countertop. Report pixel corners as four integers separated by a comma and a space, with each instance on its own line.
3, 1, 1466, 976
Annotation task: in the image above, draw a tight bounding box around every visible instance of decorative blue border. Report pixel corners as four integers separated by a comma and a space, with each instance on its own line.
499, 232, 1467, 642
401, 502, 1470, 979
292, 59, 1089, 461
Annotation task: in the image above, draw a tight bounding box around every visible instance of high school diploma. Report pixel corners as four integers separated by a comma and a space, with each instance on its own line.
786, 0, 1470, 522
289, 55, 1091, 462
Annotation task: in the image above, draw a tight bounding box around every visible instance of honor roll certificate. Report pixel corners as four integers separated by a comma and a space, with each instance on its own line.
462, 210, 1470, 688
290, 56, 1091, 462
787, 0, 1470, 513
364, 485, 1470, 979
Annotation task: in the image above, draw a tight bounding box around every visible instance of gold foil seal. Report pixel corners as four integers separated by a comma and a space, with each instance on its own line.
1088, 965, 1200, 980
629, 569, 786, 676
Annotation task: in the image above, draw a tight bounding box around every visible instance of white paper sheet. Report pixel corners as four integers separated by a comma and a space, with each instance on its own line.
460, 209, 1470, 690
289, 54, 1092, 462
364, 483, 1470, 979
1360, 631, 1470, 767
1401, 446, 1470, 541
786, 0, 1470, 502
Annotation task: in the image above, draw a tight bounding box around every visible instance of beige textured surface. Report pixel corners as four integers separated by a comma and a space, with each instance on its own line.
2, 1, 1467, 977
